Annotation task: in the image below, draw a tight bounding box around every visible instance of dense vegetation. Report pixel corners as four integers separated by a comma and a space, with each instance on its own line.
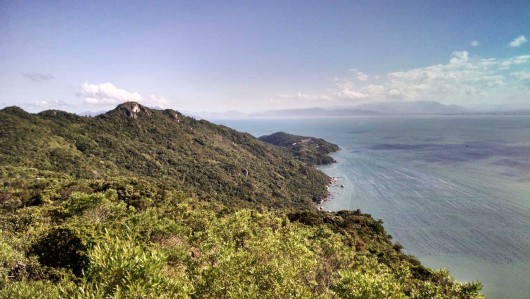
0, 178, 482, 298
0, 102, 328, 209
0, 103, 483, 298
259, 132, 340, 165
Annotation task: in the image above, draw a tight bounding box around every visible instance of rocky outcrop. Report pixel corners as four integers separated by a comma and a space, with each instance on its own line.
116, 102, 152, 119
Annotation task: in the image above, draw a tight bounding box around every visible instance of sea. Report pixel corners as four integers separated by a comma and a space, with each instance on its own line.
216, 116, 530, 299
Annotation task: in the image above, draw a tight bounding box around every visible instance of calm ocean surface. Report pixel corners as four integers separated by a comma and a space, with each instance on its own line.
217, 116, 530, 299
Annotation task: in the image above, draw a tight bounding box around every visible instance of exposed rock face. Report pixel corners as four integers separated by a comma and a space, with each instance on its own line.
117, 101, 152, 118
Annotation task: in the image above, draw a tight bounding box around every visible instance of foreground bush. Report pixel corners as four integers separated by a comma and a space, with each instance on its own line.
0, 186, 483, 298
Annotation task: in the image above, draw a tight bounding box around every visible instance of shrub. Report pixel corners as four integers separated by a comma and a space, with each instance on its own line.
0, 279, 75, 299
81, 234, 191, 298
332, 257, 408, 299
28, 228, 88, 277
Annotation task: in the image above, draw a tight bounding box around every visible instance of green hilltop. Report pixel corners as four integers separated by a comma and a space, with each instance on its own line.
259, 131, 340, 165
0, 102, 328, 209
0, 102, 483, 298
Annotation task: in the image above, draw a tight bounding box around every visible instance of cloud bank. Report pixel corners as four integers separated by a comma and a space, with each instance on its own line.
278, 50, 530, 107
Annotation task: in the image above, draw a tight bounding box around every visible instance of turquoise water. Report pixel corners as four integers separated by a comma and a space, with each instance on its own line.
217, 116, 530, 299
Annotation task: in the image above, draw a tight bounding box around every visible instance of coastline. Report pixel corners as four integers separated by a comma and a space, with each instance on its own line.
315, 150, 348, 210
316, 176, 340, 208
216, 116, 530, 299
313, 146, 524, 299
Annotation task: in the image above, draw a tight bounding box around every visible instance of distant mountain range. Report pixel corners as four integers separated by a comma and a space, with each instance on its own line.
247, 101, 470, 118
250, 107, 382, 118
78, 110, 107, 117
354, 101, 467, 115
245, 101, 530, 118
76, 101, 530, 119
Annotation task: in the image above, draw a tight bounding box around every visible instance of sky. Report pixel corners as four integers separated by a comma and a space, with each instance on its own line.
1, 0, 529, 113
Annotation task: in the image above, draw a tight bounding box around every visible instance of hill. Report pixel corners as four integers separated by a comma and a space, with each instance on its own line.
0, 102, 483, 298
259, 132, 340, 165
0, 102, 328, 209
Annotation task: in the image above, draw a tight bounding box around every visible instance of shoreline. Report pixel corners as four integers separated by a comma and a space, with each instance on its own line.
315, 149, 345, 210
316, 176, 341, 209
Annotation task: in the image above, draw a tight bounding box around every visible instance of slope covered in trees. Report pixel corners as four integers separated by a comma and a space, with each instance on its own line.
0, 102, 328, 209
259, 132, 340, 165
0, 103, 483, 298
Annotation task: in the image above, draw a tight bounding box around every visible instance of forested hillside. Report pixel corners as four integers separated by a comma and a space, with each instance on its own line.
259, 131, 340, 165
0, 102, 328, 209
0, 103, 483, 298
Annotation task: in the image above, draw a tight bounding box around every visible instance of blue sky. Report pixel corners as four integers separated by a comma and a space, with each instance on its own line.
1, 0, 529, 113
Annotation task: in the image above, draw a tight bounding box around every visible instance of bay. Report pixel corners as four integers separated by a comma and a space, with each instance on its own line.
217, 115, 530, 299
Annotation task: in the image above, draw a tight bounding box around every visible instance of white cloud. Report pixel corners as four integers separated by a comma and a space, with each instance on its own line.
334, 80, 369, 99
20, 99, 70, 112
33, 99, 68, 107
449, 50, 469, 64
78, 82, 169, 107
511, 55, 530, 65
511, 71, 530, 81
471, 40, 479, 47
23, 72, 54, 82
277, 92, 331, 101
349, 69, 369, 81
497, 55, 530, 70
382, 51, 509, 101
79, 82, 142, 105
509, 35, 527, 48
